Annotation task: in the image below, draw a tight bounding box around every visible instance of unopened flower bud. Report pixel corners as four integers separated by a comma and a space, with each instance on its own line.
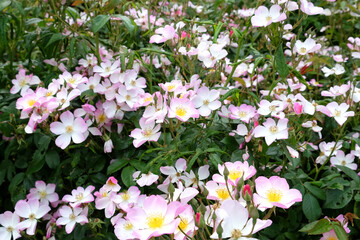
223, 165, 229, 181
198, 203, 207, 215
198, 215, 206, 228
243, 184, 252, 202
216, 222, 223, 238
249, 206, 259, 220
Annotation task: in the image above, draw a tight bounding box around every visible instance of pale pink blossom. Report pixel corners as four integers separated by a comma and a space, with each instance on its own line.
168, 97, 199, 122
27, 181, 59, 206
205, 181, 234, 201
253, 176, 302, 211
93, 60, 120, 77
150, 25, 177, 44
210, 199, 272, 239
118, 186, 141, 211
330, 150, 357, 171
94, 189, 121, 218
14, 199, 51, 235
50, 111, 88, 149
126, 195, 183, 240
229, 104, 257, 123
192, 87, 221, 117
213, 161, 256, 186
56, 206, 88, 233
0, 211, 21, 240
10, 69, 41, 95
317, 102, 354, 126
300, 0, 324, 15
133, 171, 159, 187
62, 185, 95, 208
254, 118, 289, 145
130, 118, 161, 148
251, 5, 287, 27
160, 158, 187, 183
295, 38, 321, 55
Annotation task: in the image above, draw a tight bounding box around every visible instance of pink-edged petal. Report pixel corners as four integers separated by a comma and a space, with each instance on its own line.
65, 221, 76, 234
175, 158, 187, 172
60, 111, 74, 126
50, 122, 66, 135
14, 200, 31, 218
71, 132, 86, 144
55, 134, 72, 149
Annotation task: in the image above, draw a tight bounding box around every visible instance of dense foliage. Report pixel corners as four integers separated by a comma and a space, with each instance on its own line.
1, 0, 360, 239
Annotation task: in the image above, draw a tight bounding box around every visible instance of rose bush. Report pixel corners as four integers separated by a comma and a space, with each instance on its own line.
0, 0, 360, 239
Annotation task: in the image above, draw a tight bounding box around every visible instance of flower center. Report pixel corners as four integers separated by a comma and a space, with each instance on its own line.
46, 91, 53, 97
269, 126, 278, 134
216, 188, 230, 200
7, 226, 14, 232
126, 95, 131, 101
334, 110, 341, 117
68, 78, 76, 84
229, 170, 243, 181
102, 191, 108, 197
89, 84, 95, 90
98, 113, 106, 123
131, 80, 136, 86
142, 129, 153, 137
203, 99, 209, 106
167, 85, 175, 91
28, 99, 36, 107
29, 213, 36, 220
105, 67, 111, 73
39, 190, 47, 199
267, 188, 283, 202
19, 79, 27, 87
69, 213, 76, 221
341, 160, 346, 166
266, 16, 272, 22
178, 217, 188, 231
66, 125, 73, 133
231, 229, 242, 239
144, 96, 153, 102
124, 222, 133, 231
269, 105, 277, 112
122, 192, 130, 201
76, 193, 84, 201
300, 47, 307, 54
175, 107, 187, 117
147, 214, 165, 229
238, 111, 247, 118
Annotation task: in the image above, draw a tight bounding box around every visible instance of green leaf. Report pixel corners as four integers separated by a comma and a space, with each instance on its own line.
332, 223, 349, 240
0, 0, 11, 11
299, 220, 319, 232
304, 182, 326, 200
112, 14, 136, 37
187, 148, 203, 171
302, 193, 322, 221
25, 18, 43, 26
45, 33, 66, 48
27, 150, 45, 175
335, 165, 360, 183
91, 15, 110, 33
121, 166, 136, 188
213, 21, 224, 43
45, 150, 60, 169
9, 173, 25, 195
36, 135, 51, 151
107, 158, 128, 175
324, 188, 353, 209
275, 45, 289, 79
307, 219, 333, 235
